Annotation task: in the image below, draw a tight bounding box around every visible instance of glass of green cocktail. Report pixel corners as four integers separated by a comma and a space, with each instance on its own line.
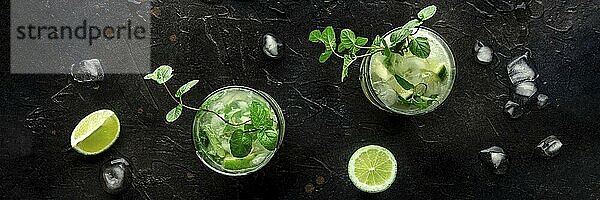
193, 86, 285, 176
360, 27, 456, 115
308, 5, 454, 115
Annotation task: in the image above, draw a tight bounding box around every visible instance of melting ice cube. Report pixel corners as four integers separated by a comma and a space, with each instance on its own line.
263, 34, 284, 58
536, 94, 549, 108
504, 101, 524, 119
474, 41, 493, 64
101, 158, 132, 195
537, 135, 562, 158
507, 54, 536, 85
71, 59, 104, 82
514, 81, 537, 98
479, 146, 508, 174
373, 81, 398, 107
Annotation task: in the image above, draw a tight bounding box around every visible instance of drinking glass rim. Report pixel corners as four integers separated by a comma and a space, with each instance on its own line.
193, 85, 285, 176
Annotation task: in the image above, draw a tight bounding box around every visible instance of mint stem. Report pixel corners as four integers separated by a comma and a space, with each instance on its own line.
163, 84, 249, 127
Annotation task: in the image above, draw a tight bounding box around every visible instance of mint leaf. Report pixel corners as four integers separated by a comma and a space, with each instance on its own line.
322, 26, 336, 48
146, 65, 173, 84
418, 5, 437, 21
355, 37, 368, 46
143, 73, 155, 80
372, 35, 382, 47
369, 35, 382, 53
230, 130, 253, 158
339, 29, 357, 53
319, 50, 332, 63
166, 104, 182, 122
342, 55, 354, 82
409, 37, 430, 59
402, 19, 422, 32
340, 29, 356, 44
394, 75, 414, 90
250, 101, 273, 129
257, 129, 278, 150
309, 30, 322, 43
338, 42, 353, 53
390, 28, 410, 45
175, 80, 199, 98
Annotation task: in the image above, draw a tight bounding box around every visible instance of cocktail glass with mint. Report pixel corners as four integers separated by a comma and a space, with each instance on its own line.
144, 67, 285, 176
360, 27, 455, 115
308, 5, 454, 115
193, 86, 285, 175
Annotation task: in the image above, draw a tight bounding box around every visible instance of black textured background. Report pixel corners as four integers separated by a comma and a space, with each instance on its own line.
2, 0, 600, 199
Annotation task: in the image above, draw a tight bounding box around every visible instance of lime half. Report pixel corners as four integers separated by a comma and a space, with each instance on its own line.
348, 145, 397, 193
71, 110, 120, 155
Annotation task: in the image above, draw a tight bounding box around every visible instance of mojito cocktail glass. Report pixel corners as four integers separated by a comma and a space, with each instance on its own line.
192, 86, 285, 176
360, 26, 456, 115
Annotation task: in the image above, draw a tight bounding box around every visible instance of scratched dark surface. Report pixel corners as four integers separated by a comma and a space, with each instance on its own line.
2, 0, 600, 199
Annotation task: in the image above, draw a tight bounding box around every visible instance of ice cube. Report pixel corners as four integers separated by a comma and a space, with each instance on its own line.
263, 34, 284, 59
101, 158, 132, 195
537, 135, 562, 158
536, 94, 549, 108
474, 41, 493, 64
372, 81, 398, 107
251, 152, 269, 165
504, 101, 524, 119
507, 54, 536, 85
514, 81, 537, 98
71, 59, 104, 82
479, 146, 508, 174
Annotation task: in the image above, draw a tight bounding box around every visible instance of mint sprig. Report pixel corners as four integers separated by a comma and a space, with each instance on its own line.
308, 5, 437, 82
145, 66, 279, 158
229, 101, 278, 157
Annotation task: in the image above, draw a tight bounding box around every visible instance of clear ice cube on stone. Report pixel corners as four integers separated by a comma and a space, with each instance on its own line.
71, 59, 104, 82
263, 34, 284, 58
504, 101, 524, 119
479, 146, 508, 174
514, 81, 537, 98
507, 54, 536, 85
101, 158, 132, 195
474, 41, 493, 64
536, 94, 549, 108
537, 135, 562, 158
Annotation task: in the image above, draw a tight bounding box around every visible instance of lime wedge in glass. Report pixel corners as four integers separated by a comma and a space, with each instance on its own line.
70, 109, 120, 155
223, 154, 256, 170
348, 145, 397, 193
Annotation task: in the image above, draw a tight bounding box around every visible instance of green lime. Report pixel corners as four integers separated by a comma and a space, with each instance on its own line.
223, 154, 256, 170
348, 145, 397, 193
70, 109, 120, 155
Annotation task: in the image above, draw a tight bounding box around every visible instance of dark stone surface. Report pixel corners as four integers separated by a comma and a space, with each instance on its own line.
2, 0, 600, 199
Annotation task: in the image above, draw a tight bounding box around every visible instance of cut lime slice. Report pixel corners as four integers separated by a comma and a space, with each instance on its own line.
223, 154, 256, 170
348, 145, 397, 193
71, 110, 120, 155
